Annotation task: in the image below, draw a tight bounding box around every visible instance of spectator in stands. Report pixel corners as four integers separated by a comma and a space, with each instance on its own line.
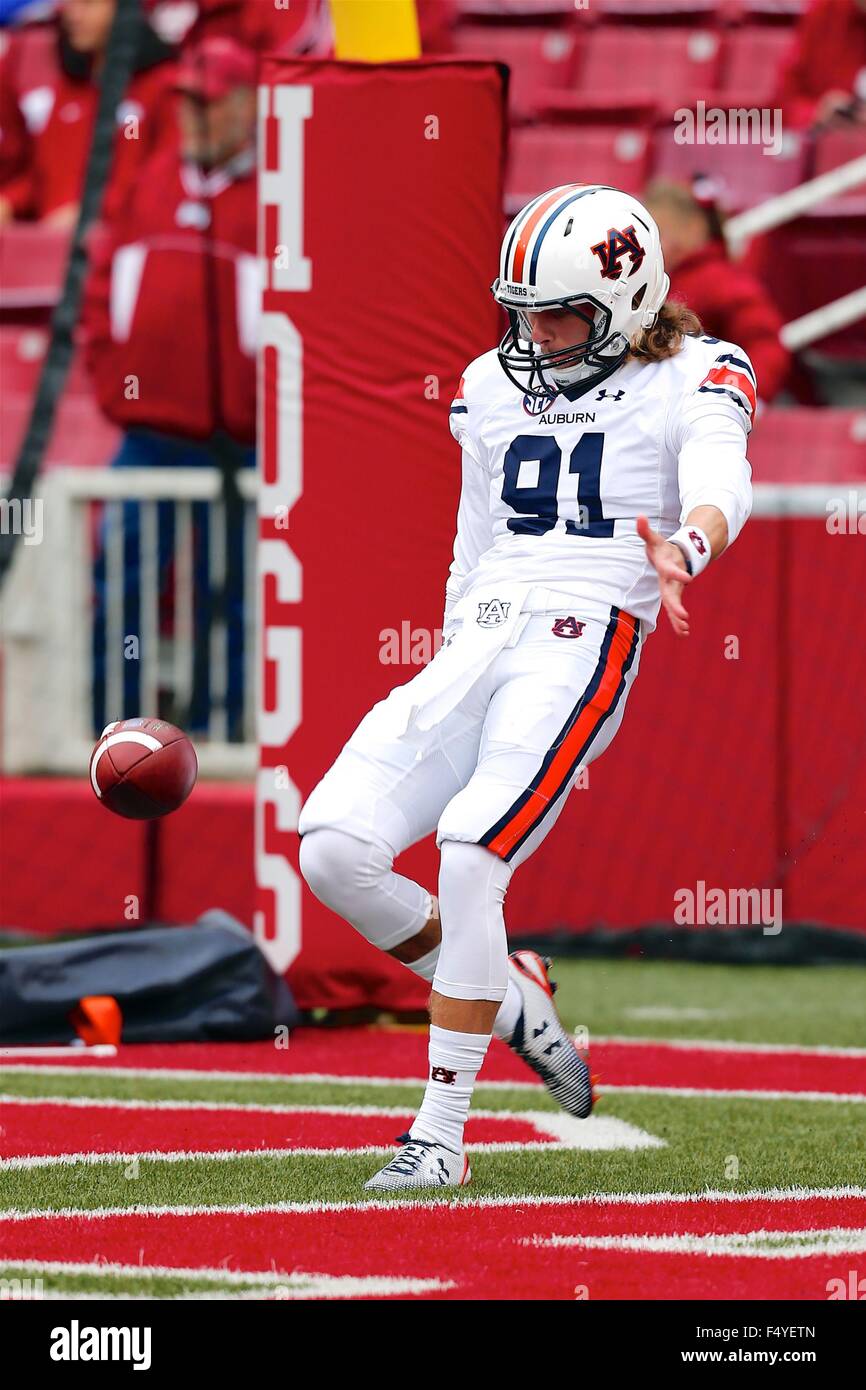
774, 0, 866, 129
146, 0, 333, 56
644, 179, 791, 403
0, 0, 176, 226
83, 36, 257, 739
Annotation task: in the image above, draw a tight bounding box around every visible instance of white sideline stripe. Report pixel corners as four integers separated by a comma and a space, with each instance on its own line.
609, 1085, 866, 1103
524, 1228, 866, 1259
0, 1114, 666, 1167
0, 1047, 118, 1059
3, 1187, 864, 1222
1, 1077, 860, 1103
0, 1258, 454, 1300
593, 1036, 866, 1058
0, 1093, 495, 1117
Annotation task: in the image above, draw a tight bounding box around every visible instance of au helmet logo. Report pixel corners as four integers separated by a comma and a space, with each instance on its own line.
590, 224, 646, 281
477, 600, 511, 628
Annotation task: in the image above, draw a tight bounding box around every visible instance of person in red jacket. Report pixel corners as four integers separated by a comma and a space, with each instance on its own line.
0, 0, 177, 226
774, 0, 866, 129
644, 179, 791, 404
83, 36, 258, 739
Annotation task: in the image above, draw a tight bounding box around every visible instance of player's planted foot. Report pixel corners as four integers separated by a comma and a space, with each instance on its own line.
363, 1139, 471, 1191
504, 950, 595, 1119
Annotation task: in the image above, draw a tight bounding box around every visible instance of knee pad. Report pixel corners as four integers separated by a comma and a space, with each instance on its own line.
434, 839, 513, 1003
298, 827, 432, 952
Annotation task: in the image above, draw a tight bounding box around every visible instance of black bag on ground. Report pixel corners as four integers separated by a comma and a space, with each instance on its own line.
0, 911, 300, 1044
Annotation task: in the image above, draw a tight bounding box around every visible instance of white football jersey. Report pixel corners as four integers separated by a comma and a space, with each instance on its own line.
447, 333, 755, 631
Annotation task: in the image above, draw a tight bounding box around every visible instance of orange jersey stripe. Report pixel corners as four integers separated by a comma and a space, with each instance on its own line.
486, 610, 639, 859
700, 366, 757, 414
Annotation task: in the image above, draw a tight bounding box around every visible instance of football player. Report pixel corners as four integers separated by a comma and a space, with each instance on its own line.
298, 185, 753, 1190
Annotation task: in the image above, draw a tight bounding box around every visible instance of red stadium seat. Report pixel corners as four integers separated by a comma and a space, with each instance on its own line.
454, 0, 576, 15
0, 324, 93, 398
451, 23, 579, 121
718, 26, 793, 106
506, 124, 651, 212
598, 0, 722, 20
553, 24, 723, 116
748, 408, 866, 482
735, 0, 805, 19
651, 123, 807, 210
0, 224, 71, 317
0, 392, 120, 474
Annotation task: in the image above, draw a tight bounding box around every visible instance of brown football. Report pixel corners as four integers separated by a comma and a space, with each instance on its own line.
89, 718, 198, 820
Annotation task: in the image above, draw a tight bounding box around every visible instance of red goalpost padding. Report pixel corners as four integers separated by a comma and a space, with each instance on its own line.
256, 57, 507, 1008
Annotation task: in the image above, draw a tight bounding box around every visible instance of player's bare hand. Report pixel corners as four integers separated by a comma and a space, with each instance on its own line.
637, 515, 693, 638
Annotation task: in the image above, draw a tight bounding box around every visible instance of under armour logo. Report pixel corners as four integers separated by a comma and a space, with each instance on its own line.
477, 599, 511, 628
596, 389, 625, 402
431, 1066, 457, 1085
552, 617, 585, 639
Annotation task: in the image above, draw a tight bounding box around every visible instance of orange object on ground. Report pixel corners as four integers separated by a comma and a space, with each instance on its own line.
69, 996, 123, 1046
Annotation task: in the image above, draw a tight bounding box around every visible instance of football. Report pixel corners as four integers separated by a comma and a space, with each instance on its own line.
89, 718, 198, 820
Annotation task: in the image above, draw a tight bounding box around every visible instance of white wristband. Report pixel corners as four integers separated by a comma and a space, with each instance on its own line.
669, 525, 711, 577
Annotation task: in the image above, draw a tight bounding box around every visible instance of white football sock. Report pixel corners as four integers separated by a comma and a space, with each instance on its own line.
409, 1024, 491, 1153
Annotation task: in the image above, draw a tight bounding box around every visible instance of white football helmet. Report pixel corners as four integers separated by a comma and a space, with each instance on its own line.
491, 184, 670, 401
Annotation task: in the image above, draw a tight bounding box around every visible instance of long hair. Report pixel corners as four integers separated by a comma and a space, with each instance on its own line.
629, 299, 703, 363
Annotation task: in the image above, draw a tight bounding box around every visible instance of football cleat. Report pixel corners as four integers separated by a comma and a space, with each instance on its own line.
505, 949, 596, 1119
363, 1139, 471, 1192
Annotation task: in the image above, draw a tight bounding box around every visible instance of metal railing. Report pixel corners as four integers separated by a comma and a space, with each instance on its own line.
726, 154, 866, 352
0, 466, 259, 777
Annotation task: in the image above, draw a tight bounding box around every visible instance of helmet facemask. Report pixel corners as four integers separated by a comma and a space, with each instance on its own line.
495, 290, 631, 402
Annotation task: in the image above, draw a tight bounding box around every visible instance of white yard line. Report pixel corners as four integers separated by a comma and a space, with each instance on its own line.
605, 1085, 866, 1103
0, 1110, 666, 1167
593, 1036, 866, 1058
523, 1227, 866, 1259
1, 1079, 861, 1102
0, 1257, 454, 1299
3, 1186, 865, 1222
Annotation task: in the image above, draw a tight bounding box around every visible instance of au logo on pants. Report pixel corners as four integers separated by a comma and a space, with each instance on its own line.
477, 599, 511, 627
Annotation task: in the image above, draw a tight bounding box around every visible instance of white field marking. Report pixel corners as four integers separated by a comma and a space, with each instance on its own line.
606, 1085, 866, 1104
523, 1227, 866, 1259
0, 1046, 117, 1059
594, 1036, 866, 1058
3, 1187, 865, 1222
0, 1093, 459, 1117
36, 1284, 453, 1302
1, 1076, 861, 1104
0, 1258, 455, 1300
0, 1094, 653, 1139
0, 1113, 665, 1169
